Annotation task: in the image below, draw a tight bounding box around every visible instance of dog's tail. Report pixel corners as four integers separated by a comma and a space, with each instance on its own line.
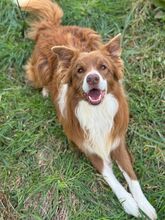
15, 0, 63, 25
14, 0, 63, 39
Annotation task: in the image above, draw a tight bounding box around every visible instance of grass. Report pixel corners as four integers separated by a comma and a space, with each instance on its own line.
0, 0, 165, 219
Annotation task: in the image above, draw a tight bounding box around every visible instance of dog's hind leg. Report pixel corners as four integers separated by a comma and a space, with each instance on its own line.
25, 57, 41, 88
25, 52, 52, 93
111, 144, 157, 220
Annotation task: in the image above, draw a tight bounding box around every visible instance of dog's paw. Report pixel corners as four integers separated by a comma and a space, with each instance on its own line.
42, 87, 49, 98
137, 198, 157, 220
120, 193, 140, 218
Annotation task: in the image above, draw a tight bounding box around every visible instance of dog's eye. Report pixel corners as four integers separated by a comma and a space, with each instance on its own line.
100, 64, 107, 70
77, 67, 84, 74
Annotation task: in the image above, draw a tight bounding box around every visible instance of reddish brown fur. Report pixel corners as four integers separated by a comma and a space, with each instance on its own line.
88, 154, 103, 173
21, 0, 134, 178
111, 141, 137, 180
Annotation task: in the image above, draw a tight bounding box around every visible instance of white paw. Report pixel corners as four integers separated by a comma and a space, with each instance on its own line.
120, 193, 140, 218
137, 198, 157, 220
42, 87, 49, 98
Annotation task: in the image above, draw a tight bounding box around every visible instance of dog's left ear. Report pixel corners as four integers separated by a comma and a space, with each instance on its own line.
103, 33, 122, 57
51, 46, 77, 64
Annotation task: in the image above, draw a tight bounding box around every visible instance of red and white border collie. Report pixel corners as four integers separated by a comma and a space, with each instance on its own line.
14, 0, 157, 219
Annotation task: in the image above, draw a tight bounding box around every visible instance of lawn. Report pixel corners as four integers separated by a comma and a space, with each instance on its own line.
0, 0, 165, 219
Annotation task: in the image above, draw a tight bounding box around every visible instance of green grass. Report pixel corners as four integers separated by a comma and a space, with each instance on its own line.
0, 0, 165, 219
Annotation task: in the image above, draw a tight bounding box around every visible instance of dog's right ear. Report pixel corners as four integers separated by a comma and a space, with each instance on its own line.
51, 46, 77, 64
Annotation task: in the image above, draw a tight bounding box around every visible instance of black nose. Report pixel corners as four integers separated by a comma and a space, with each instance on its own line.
86, 74, 100, 86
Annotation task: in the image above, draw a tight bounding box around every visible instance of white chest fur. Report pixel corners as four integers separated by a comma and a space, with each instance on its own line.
75, 94, 119, 161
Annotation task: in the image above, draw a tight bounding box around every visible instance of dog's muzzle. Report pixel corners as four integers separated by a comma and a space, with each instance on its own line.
82, 71, 107, 105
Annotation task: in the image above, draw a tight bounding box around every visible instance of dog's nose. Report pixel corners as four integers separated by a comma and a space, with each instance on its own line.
86, 74, 100, 86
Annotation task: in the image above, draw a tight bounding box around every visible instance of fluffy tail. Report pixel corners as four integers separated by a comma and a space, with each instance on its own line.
15, 0, 63, 24
13, 0, 63, 41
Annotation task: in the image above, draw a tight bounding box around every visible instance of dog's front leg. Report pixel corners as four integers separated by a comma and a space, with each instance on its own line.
111, 144, 157, 220
88, 154, 140, 218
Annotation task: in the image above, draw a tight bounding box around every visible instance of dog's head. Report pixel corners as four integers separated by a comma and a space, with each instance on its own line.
52, 34, 123, 105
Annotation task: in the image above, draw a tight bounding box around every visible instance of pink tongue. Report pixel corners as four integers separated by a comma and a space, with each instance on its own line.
88, 89, 101, 100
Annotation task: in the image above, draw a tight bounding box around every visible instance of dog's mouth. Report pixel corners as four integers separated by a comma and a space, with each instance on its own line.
84, 88, 105, 105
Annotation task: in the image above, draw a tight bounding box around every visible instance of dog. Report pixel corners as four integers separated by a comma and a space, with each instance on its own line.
14, 0, 157, 219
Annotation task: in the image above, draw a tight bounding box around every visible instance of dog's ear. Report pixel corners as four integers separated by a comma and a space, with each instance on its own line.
102, 34, 123, 80
103, 33, 122, 57
51, 46, 77, 63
